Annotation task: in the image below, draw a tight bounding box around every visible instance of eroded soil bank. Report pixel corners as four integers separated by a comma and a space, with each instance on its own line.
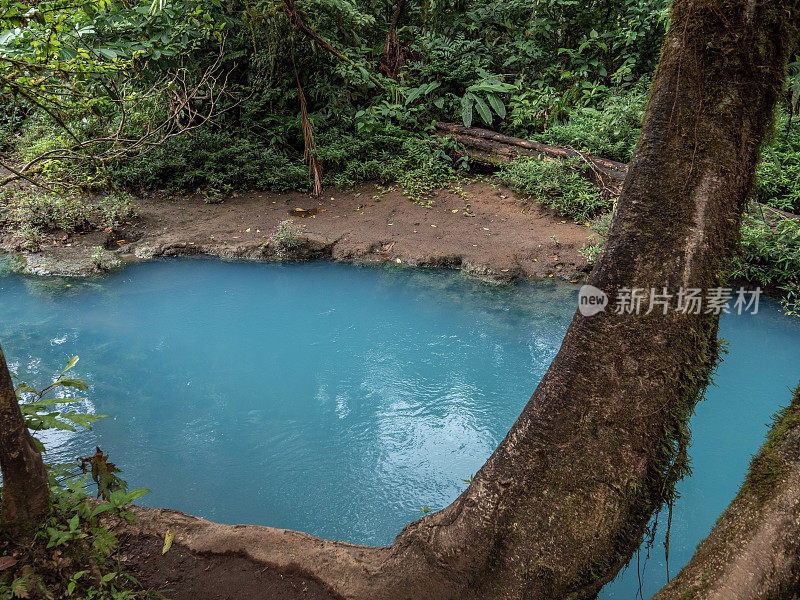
1, 181, 592, 281
117, 529, 343, 600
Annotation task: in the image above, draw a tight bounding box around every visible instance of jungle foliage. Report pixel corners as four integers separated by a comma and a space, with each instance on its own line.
1, 0, 799, 302
1, 0, 670, 196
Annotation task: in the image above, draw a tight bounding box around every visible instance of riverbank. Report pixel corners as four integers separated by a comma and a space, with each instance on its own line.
0, 180, 591, 282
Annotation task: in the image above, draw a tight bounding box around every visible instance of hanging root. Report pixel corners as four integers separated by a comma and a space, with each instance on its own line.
297, 82, 322, 198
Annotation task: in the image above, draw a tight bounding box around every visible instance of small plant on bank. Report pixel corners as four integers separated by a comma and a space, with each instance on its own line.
498, 157, 611, 222
579, 211, 614, 264
91, 246, 120, 271
267, 219, 306, 259
1, 356, 151, 600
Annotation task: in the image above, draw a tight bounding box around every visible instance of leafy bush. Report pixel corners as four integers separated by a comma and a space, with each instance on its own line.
732, 209, 800, 291
753, 109, 800, 213
531, 79, 650, 162
0, 189, 134, 249
498, 157, 611, 222
109, 129, 310, 196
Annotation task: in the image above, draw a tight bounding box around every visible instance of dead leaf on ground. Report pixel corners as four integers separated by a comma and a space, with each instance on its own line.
0, 555, 18, 571
162, 530, 175, 555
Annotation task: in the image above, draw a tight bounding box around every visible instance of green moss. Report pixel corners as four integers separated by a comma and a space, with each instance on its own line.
741, 384, 800, 504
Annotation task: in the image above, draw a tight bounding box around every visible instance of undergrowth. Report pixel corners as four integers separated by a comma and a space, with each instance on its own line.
498, 157, 611, 222
732, 208, 800, 304
531, 79, 651, 163
753, 110, 800, 213
0, 190, 135, 250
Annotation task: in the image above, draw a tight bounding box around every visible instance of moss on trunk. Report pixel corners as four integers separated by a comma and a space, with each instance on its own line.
653, 385, 800, 600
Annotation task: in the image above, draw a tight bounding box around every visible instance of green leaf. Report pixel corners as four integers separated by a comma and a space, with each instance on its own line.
54, 378, 89, 390
424, 82, 441, 94
62, 356, 79, 373
69, 513, 80, 532
162, 529, 174, 554
473, 95, 493, 125
90, 502, 114, 518
16, 383, 37, 394
63, 412, 105, 429
124, 488, 150, 504
91, 528, 117, 555
25, 412, 76, 432
487, 94, 506, 119
404, 85, 425, 105
23, 397, 87, 409
460, 95, 474, 128
466, 81, 513, 94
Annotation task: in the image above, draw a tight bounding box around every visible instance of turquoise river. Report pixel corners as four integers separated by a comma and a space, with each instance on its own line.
1, 258, 799, 599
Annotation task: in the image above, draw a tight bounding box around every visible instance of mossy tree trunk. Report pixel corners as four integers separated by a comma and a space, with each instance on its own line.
653, 385, 800, 600
132, 1, 799, 598
0, 343, 49, 532
366, 0, 798, 597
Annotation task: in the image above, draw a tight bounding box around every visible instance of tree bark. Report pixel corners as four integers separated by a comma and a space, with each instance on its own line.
109, 2, 797, 598
653, 385, 800, 600
0, 342, 50, 532
379, 0, 406, 78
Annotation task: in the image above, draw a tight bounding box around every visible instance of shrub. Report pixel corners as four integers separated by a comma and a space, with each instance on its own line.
0, 190, 135, 248
531, 79, 650, 162
753, 109, 800, 213
498, 157, 611, 222
579, 211, 614, 263
732, 209, 800, 290
109, 129, 309, 195
268, 219, 306, 258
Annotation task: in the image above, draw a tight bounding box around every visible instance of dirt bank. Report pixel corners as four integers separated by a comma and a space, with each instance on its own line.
1, 180, 592, 281
117, 530, 342, 600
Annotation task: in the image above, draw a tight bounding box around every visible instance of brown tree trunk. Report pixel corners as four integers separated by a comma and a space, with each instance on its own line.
0, 342, 50, 532
653, 385, 800, 600
369, 1, 796, 597
114, 1, 799, 598
379, 0, 406, 78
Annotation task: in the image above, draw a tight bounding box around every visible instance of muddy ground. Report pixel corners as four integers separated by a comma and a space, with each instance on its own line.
1, 180, 593, 281
118, 532, 341, 600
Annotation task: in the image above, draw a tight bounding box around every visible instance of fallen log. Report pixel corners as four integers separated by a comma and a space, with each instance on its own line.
434, 124, 800, 226
434, 122, 629, 184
